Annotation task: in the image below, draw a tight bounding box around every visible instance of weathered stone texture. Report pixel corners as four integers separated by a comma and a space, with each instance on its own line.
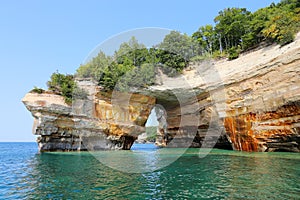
23, 89, 155, 151
23, 33, 300, 152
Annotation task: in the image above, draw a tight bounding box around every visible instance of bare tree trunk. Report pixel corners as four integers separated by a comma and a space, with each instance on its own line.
219, 34, 223, 54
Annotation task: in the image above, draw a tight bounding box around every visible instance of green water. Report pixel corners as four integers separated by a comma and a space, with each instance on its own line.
1, 143, 299, 199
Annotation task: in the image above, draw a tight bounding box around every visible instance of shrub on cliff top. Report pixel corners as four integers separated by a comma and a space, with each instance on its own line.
47, 72, 75, 104
74, 0, 300, 91
47, 72, 88, 104
30, 86, 45, 94
76, 36, 190, 91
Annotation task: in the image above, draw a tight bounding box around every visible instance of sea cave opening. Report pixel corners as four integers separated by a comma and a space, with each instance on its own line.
131, 106, 159, 150
130, 96, 233, 151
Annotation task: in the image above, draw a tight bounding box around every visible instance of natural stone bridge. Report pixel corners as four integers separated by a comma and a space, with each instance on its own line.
23, 34, 300, 152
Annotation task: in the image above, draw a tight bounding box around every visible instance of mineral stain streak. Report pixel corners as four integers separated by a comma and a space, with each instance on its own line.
23, 33, 300, 152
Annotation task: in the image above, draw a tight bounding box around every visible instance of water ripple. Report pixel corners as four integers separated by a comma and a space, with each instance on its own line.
0, 143, 299, 199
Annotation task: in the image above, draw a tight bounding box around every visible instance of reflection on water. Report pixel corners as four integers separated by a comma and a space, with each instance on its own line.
91, 143, 191, 173
0, 143, 299, 199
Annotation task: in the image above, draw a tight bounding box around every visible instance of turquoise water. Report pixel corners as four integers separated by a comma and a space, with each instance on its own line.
0, 143, 299, 199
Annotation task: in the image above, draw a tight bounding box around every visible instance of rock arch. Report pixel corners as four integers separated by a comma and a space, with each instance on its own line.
23, 39, 300, 152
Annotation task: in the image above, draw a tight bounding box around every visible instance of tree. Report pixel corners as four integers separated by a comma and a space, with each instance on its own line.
115, 36, 146, 65
99, 62, 134, 90
117, 48, 151, 67
158, 30, 201, 61
193, 25, 216, 55
46, 72, 88, 104
47, 72, 75, 104
214, 8, 251, 50
115, 63, 156, 91
76, 51, 112, 81
241, 7, 269, 49
262, 1, 300, 45
76, 0, 300, 90
155, 49, 187, 76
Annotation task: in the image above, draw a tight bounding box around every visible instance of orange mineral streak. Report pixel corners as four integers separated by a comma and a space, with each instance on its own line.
94, 91, 156, 136
36, 100, 46, 107
108, 123, 124, 136
224, 102, 300, 152
224, 116, 258, 151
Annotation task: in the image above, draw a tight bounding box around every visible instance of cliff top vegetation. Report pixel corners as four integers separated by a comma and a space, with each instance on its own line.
32, 0, 300, 103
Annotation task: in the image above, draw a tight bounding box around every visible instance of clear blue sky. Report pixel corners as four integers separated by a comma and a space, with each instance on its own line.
0, 0, 279, 142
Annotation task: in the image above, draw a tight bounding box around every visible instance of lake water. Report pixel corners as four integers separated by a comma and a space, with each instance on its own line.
0, 142, 299, 199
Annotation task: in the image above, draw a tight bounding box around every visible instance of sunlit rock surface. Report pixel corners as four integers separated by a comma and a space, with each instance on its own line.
22, 87, 155, 151
23, 33, 300, 152
149, 33, 300, 152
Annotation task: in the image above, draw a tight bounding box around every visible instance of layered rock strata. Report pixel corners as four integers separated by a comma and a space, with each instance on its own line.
23, 86, 155, 151
148, 33, 300, 152
23, 33, 300, 152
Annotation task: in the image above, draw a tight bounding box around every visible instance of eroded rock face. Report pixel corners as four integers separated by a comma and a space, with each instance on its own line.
23, 34, 300, 152
22, 87, 155, 151
220, 45, 300, 152
152, 91, 232, 150
224, 101, 300, 152
147, 33, 300, 152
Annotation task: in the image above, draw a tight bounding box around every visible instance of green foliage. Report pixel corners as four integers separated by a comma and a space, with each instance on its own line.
33, 0, 299, 105
158, 31, 201, 61
214, 8, 251, 50
99, 62, 134, 90
212, 50, 226, 60
47, 72, 87, 104
72, 0, 300, 92
155, 49, 187, 76
241, 32, 257, 50
228, 47, 240, 60
193, 24, 217, 55
115, 63, 156, 91
79, 35, 192, 90
117, 48, 150, 67
76, 51, 112, 81
145, 126, 157, 142
30, 86, 45, 94
261, 2, 300, 45
190, 55, 207, 62
115, 36, 146, 64
78, 37, 156, 91
192, 0, 299, 57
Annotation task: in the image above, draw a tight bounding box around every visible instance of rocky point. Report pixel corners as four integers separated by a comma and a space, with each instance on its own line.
23, 33, 300, 152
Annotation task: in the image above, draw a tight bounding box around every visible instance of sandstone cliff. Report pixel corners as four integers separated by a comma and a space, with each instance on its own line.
148, 33, 300, 152
23, 33, 300, 152
23, 86, 155, 151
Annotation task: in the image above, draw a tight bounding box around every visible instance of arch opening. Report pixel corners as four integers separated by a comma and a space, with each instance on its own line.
131, 97, 233, 150
134, 106, 159, 143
